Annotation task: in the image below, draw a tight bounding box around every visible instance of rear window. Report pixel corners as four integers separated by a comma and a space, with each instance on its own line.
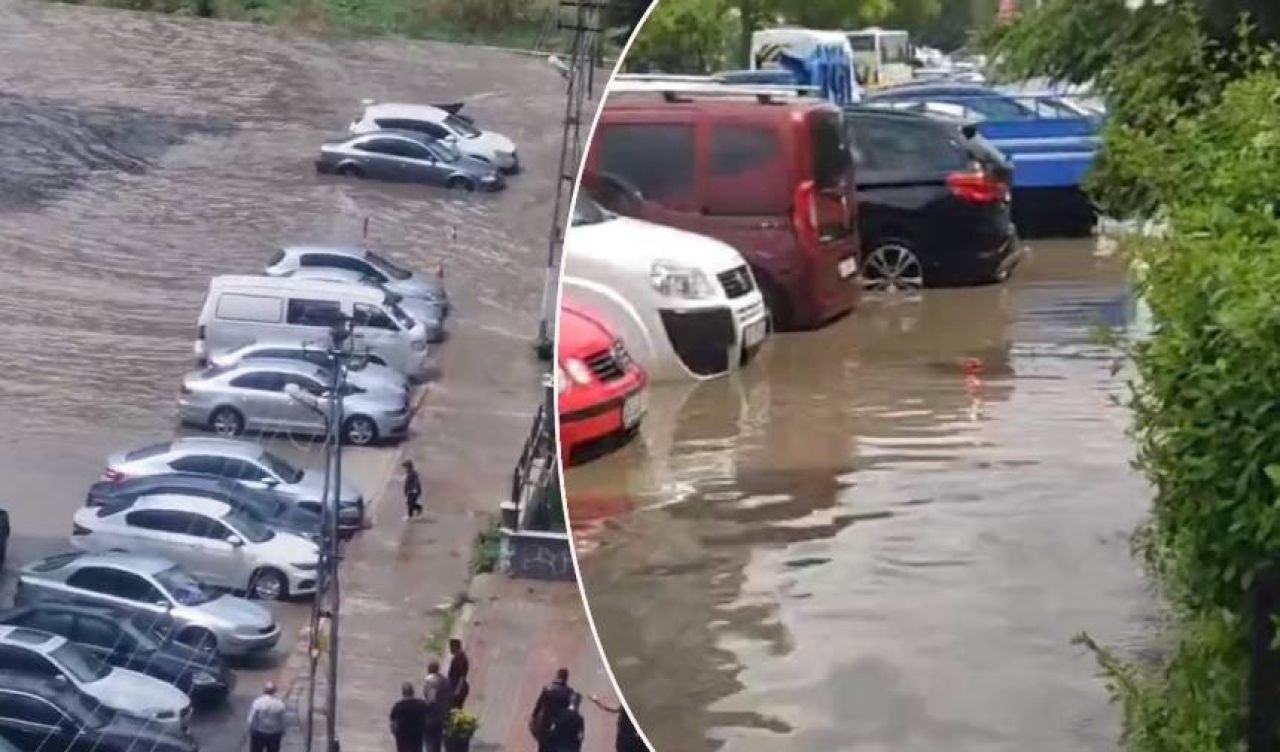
809, 110, 851, 191
705, 124, 790, 215
125, 442, 170, 462
216, 294, 282, 324
849, 116, 967, 176
596, 123, 696, 209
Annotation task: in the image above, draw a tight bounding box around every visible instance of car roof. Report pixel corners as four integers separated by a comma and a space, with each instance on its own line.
281, 244, 370, 260
0, 670, 75, 697
209, 274, 389, 302
24, 551, 176, 577
363, 103, 447, 122
606, 89, 837, 117
847, 104, 971, 128
346, 129, 437, 145
111, 473, 236, 492
130, 494, 232, 518
0, 625, 63, 652
286, 268, 365, 282
225, 358, 329, 379
170, 437, 267, 459
0, 602, 125, 621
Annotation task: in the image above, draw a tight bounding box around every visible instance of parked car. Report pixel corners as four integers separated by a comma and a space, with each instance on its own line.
194, 275, 432, 379
349, 100, 519, 173
563, 195, 769, 382
178, 358, 410, 446
0, 625, 191, 734
0, 603, 233, 704
16, 552, 280, 657
102, 438, 365, 533
282, 268, 446, 345
864, 82, 1102, 235
208, 340, 412, 398
85, 473, 322, 542
316, 130, 505, 192
557, 301, 648, 463
844, 107, 1022, 289
265, 244, 449, 312
584, 81, 861, 330
0, 671, 197, 752
72, 495, 320, 601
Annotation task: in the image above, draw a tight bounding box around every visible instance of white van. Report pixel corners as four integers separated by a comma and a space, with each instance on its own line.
194, 276, 430, 377
563, 197, 770, 383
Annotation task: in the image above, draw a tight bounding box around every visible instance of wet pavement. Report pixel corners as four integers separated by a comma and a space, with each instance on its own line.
0, 0, 568, 748
568, 239, 1157, 752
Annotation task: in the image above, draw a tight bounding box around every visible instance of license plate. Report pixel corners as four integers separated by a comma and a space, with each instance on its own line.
623, 392, 645, 428
743, 319, 767, 349
838, 257, 859, 279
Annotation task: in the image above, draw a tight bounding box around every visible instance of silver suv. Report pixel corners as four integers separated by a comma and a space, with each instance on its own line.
16, 552, 280, 658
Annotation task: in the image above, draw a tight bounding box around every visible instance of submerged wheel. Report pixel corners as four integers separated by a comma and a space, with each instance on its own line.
446, 176, 476, 192
338, 164, 363, 178
209, 407, 245, 437
863, 242, 925, 292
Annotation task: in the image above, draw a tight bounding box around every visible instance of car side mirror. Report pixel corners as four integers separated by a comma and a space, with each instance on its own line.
263, 478, 280, 488
227, 535, 244, 547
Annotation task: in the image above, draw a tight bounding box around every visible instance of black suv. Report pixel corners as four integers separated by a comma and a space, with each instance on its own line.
0, 670, 197, 752
0, 603, 233, 705
844, 106, 1021, 290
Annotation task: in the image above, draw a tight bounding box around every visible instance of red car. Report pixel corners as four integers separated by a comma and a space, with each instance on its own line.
557, 301, 648, 465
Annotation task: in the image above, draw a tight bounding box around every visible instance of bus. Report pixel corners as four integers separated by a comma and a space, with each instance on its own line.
845, 27, 914, 89
749, 27, 860, 105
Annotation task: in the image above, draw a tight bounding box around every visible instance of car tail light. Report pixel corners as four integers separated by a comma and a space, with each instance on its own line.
72, 523, 90, 536
101, 469, 125, 484
791, 180, 821, 249
947, 171, 1006, 204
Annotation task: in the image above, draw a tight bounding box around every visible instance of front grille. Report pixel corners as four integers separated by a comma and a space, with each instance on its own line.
585, 345, 627, 383
717, 266, 754, 299
660, 307, 736, 376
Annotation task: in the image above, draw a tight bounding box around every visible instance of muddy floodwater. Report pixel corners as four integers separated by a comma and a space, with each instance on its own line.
569, 239, 1157, 752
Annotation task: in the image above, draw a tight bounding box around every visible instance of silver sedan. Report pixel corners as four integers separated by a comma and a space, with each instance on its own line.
315, 129, 505, 192
177, 359, 410, 446
207, 341, 411, 397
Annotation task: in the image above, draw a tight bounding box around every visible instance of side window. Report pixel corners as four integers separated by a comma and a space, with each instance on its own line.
67, 567, 120, 597
125, 510, 176, 533
353, 303, 397, 331
229, 372, 287, 392
165, 511, 226, 540
0, 692, 64, 726
286, 298, 342, 328
222, 459, 269, 482
0, 646, 56, 677
74, 617, 128, 651
705, 125, 790, 215
215, 294, 282, 324
68, 568, 162, 604
596, 124, 697, 210
169, 455, 225, 476
283, 374, 326, 397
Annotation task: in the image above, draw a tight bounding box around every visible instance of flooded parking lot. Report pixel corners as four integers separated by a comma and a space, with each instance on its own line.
0, 0, 558, 746
569, 239, 1157, 752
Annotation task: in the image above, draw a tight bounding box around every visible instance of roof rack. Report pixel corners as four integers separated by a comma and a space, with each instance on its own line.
609, 74, 823, 104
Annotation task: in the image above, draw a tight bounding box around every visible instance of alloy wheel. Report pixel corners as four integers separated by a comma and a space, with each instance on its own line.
344, 416, 377, 446
863, 243, 925, 292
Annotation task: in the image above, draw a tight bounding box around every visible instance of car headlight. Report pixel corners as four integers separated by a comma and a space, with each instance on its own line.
555, 364, 570, 394
650, 261, 715, 300
191, 670, 218, 686
562, 358, 592, 386
481, 174, 499, 183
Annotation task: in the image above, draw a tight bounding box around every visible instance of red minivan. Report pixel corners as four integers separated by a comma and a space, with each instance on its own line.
582, 82, 862, 330
557, 299, 648, 465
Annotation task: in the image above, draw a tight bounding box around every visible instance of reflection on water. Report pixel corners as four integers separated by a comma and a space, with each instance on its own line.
569, 239, 1155, 752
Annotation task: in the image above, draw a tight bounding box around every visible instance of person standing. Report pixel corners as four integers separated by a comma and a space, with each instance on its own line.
529, 668, 573, 752
447, 638, 470, 709
588, 695, 648, 752
247, 682, 287, 752
422, 660, 453, 752
389, 682, 430, 752
403, 460, 423, 520
548, 692, 585, 752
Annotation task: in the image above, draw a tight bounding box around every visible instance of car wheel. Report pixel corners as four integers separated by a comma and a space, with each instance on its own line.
342, 415, 378, 446
209, 407, 245, 437
755, 274, 792, 332
863, 241, 925, 292
446, 176, 475, 192
178, 627, 219, 653
250, 568, 289, 601
338, 164, 363, 179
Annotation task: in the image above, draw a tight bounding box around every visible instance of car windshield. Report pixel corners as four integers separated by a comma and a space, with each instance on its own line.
366, 251, 412, 281
260, 451, 304, 484
225, 509, 274, 543
444, 114, 481, 138
154, 566, 217, 606
388, 302, 416, 330
51, 642, 111, 682
241, 488, 287, 519
425, 140, 461, 163
572, 197, 615, 227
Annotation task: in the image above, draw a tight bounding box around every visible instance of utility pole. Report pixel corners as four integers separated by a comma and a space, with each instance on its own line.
534, 0, 604, 361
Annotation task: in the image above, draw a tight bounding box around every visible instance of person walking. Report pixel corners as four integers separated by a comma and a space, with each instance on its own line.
422, 660, 453, 752
403, 460, 423, 520
447, 638, 470, 709
588, 695, 648, 752
548, 692, 585, 752
247, 682, 287, 752
390, 682, 430, 752
529, 668, 573, 752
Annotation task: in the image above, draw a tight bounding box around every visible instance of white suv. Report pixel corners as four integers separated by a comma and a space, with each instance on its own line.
71, 495, 320, 601
350, 101, 518, 173
563, 197, 770, 382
